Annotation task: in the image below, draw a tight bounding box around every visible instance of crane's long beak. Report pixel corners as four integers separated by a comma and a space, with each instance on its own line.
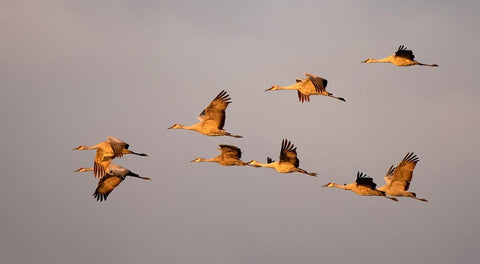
265, 86, 274, 91
361, 59, 368, 63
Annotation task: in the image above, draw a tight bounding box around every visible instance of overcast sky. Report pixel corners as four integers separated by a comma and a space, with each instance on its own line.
1, 1, 479, 263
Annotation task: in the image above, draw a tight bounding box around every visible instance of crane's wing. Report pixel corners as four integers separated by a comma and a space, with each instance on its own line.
93, 145, 114, 179
279, 139, 300, 167
267, 157, 275, 163
395, 45, 415, 60
304, 73, 327, 93
356, 171, 377, 189
297, 91, 311, 103
199, 90, 231, 129
383, 165, 395, 185
219, 144, 242, 159
93, 174, 123, 202
388, 152, 418, 191
107, 136, 128, 158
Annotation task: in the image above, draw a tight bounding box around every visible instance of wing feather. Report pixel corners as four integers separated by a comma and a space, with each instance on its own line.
279, 139, 299, 167
201, 90, 231, 129
356, 171, 377, 189
395, 45, 415, 60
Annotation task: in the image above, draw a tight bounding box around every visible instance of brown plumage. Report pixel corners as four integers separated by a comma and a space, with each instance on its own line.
73, 136, 147, 178
266, 72, 345, 103
362, 45, 438, 67
377, 152, 428, 202
191, 144, 251, 166
323, 172, 398, 201
75, 164, 150, 202
249, 139, 317, 177
168, 90, 242, 138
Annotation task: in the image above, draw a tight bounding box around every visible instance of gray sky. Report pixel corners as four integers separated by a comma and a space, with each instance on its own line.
1, 0, 479, 263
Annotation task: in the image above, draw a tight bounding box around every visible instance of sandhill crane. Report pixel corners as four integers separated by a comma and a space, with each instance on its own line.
323, 172, 398, 201
75, 164, 150, 202
248, 139, 317, 177
266, 72, 345, 103
362, 45, 438, 67
191, 144, 251, 166
168, 90, 242, 138
73, 136, 147, 179
377, 152, 428, 202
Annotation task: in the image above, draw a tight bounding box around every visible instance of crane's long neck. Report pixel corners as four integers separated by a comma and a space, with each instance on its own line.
249, 160, 277, 168
196, 157, 217, 163
174, 124, 201, 131
269, 82, 303, 91
368, 57, 392, 63
75, 143, 103, 151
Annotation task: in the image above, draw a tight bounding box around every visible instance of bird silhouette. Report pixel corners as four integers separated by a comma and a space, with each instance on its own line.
323, 172, 398, 201
377, 152, 428, 202
75, 163, 150, 202
191, 144, 251, 166
266, 72, 345, 102
249, 139, 317, 177
168, 90, 242, 138
362, 45, 438, 67
73, 136, 147, 179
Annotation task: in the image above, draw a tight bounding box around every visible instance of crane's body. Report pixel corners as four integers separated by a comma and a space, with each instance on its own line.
323, 172, 398, 201
73, 136, 147, 179
191, 144, 250, 166
249, 139, 317, 177
266, 73, 345, 103
75, 163, 150, 202
168, 90, 242, 138
377, 152, 428, 202
362, 45, 438, 67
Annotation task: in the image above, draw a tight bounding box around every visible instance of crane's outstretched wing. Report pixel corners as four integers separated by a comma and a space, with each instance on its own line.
219, 144, 242, 159
93, 174, 123, 202
93, 143, 114, 179
199, 90, 231, 129
383, 165, 395, 186
395, 45, 415, 60
356, 172, 377, 189
279, 139, 300, 167
387, 152, 419, 191
304, 72, 327, 93
297, 91, 311, 103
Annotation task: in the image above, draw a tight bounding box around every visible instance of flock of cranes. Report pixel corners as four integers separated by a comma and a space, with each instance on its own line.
73, 45, 436, 202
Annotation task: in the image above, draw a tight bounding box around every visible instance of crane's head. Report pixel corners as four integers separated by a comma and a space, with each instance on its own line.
190, 158, 202, 162
74, 167, 93, 172
361, 58, 374, 63
73, 145, 87, 150
265, 86, 279, 91
322, 182, 335, 188
168, 124, 182, 129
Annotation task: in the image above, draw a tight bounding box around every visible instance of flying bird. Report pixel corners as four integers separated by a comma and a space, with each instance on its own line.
168, 90, 242, 138
73, 136, 147, 179
266, 73, 345, 103
249, 139, 317, 177
323, 172, 398, 201
75, 164, 151, 202
377, 152, 428, 202
362, 45, 438, 67
191, 144, 251, 166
